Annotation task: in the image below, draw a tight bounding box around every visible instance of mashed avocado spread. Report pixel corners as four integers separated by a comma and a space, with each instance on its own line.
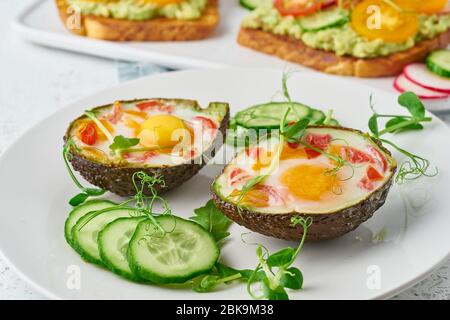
242, 3, 450, 58
66, 0, 207, 21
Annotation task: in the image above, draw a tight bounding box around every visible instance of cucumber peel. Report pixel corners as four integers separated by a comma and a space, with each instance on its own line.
128, 216, 219, 284
71, 207, 140, 265
98, 217, 147, 282
64, 199, 116, 248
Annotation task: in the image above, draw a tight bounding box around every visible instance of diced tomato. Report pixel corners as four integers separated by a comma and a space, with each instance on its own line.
368, 146, 388, 172
107, 101, 123, 124
229, 168, 251, 187
161, 105, 174, 113
193, 116, 218, 137
305, 148, 321, 159
274, 0, 336, 17
136, 100, 161, 111
358, 177, 374, 191
341, 147, 373, 164
259, 185, 285, 206
367, 166, 384, 181
304, 133, 332, 159
287, 141, 300, 149
136, 100, 174, 113
245, 146, 262, 159
79, 122, 98, 145
305, 133, 332, 150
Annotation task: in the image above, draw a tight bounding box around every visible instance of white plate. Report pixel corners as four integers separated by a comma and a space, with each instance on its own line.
12, 0, 450, 113
0, 68, 449, 300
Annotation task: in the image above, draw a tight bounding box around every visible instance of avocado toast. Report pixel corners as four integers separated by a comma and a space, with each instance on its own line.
64, 98, 229, 196
238, 0, 450, 77
55, 0, 220, 41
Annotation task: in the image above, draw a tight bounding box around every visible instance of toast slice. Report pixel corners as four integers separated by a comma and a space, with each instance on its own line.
55, 0, 219, 41
237, 27, 450, 78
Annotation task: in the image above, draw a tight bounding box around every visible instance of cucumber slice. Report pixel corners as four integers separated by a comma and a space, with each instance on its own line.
98, 217, 147, 281
64, 200, 116, 247
309, 109, 326, 124
426, 50, 450, 78
72, 207, 140, 265
235, 102, 311, 129
300, 7, 349, 32
239, 0, 267, 10
128, 216, 219, 284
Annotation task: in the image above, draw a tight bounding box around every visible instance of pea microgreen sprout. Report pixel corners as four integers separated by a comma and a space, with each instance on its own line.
63, 137, 106, 206
246, 217, 312, 300
77, 171, 169, 235
367, 92, 437, 183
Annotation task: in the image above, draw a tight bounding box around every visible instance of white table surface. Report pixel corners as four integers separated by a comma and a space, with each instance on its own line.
0, 0, 449, 300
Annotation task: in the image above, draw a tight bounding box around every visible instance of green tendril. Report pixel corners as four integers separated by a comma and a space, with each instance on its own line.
368, 92, 438, 184
63, 137, 106, 206
379, 139, 438, 184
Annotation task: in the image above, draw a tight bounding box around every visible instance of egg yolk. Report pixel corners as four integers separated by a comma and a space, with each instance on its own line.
280, 164, 339, 201
138, 115, 189, 148
280, 144, 307, 160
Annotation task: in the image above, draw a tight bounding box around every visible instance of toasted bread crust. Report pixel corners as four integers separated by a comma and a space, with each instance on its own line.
237, 27, 450, 77
55, 0, 219, 41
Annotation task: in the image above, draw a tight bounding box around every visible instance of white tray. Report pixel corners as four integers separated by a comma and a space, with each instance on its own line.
12, 0, 450, 112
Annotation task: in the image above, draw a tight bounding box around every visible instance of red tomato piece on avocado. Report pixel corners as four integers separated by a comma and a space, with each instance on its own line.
304, 133, 332, 159
193, 116, 217, 137
305, 148, 321, 159
107, 101, 123, 124
245, 146, 262, 159
368, 146, 388, 172
367, 166, 384, 181
341, 146, 374, 164
79, 122, 98, 145
257, 185, 285, 206
136, 100, 160, 111
229, 168, 251, 187
305, 133, 332, 150
358, 177, 374, 191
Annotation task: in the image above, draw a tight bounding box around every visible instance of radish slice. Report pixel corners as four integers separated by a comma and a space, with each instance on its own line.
403, 63, 450, 94
394, 73, 449, 100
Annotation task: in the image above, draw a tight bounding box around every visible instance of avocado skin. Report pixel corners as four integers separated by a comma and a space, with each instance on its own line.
211, 126, 397, 242
65, 99, 229, 197
212, 177, 393, 241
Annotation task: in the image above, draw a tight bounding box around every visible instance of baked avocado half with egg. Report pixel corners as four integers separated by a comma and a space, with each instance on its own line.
55, 0, 220, 41
212, 126, 397, 241
64, 98, 229, 196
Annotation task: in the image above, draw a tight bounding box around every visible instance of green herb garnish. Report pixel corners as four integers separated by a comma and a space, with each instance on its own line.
190, 200, 232, 242
246, 217, 311, 300
109, 135, 140, 154
76, 171, 168, 235
367, 91, 437, 183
